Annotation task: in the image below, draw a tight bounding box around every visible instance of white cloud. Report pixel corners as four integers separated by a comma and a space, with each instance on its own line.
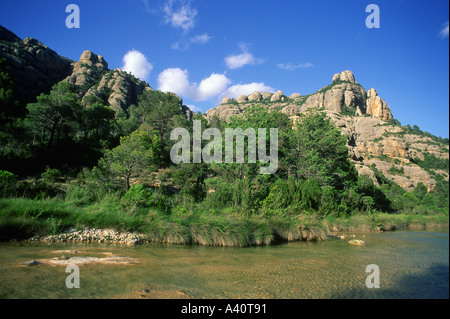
171, 33, 212, 51
157, 68, 191, 96
157, 68, 231, 101
440, 21, 449, 39
142, 0, 152, 13
225, 44, 264, 69
221, 83, 275, 100
196, 73, 231, 100
171, 42, 184, 50
190, 33, 212, 44
157, 68, 274, 104
163, 0, 198, 32
121, 50, 153, 81
277, 62, 314, 71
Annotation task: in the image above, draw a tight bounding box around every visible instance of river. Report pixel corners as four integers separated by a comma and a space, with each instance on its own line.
0, 229, 448, 299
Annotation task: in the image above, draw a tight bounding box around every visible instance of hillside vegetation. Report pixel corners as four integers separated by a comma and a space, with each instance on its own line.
0, 26, 448, 245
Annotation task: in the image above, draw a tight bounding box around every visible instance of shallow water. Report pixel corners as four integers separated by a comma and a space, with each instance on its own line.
0, 229, 448, 299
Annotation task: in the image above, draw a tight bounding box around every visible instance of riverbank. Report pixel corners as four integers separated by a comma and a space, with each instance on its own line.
1, 197, 448, 246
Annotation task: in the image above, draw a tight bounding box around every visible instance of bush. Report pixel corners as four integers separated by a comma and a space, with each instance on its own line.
0, 170, 17, 197
41, 167, 64, 184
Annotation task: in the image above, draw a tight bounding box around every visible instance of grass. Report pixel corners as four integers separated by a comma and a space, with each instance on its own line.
321, 213, 448, 232
0, 195, 448, 246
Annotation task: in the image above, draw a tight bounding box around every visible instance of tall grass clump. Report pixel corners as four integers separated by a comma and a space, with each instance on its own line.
0, 197, 77, 237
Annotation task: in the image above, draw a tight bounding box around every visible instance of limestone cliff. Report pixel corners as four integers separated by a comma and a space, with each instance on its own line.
206, 70, 393, 122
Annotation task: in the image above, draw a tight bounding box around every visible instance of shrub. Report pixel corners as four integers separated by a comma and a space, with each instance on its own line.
0, 170, 17, 197
41, 167, 63, 184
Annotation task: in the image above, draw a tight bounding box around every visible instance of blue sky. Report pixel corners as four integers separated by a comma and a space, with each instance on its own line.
1, 0, 449, 137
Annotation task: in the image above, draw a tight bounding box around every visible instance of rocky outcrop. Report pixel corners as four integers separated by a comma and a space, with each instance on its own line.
323, 110, 447, 191
206, 70, 393, 122
1, 25, 193, 119
270, 90, 286, 102
248, 91, 262, 102
332, 70, 356, 83
0, 25, 74, 102
65, 50, 108, 89
236, 94, 248, 103
205, 70, 446, 192
62, 50, 152, 113
366, 88, 393, 121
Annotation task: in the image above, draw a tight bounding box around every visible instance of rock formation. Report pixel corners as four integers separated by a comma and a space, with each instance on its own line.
62, 50, 153, 113
332, 70, 356, 83
0, 25, 74, 102
323, 111, 446, 191
365, 88, 393, 121
0, 25, 192, 118
206, 70, 393, 122
206, 70, 447, 192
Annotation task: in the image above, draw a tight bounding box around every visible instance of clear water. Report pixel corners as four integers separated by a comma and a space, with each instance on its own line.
0, 229, 448, 299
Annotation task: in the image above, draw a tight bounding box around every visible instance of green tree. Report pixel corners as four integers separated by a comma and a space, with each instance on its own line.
79, 100, 117, 147
93, 124, 162, 191
129, 90, 189, 140
0, 170, 18, 197
25, 82, 82, 151
128, 90, 190, 165
0, 58, 29, 161
286, 109, 358, 189
0, 58, 23, 124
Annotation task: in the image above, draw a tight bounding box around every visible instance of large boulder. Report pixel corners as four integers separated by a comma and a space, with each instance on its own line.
248, 91, 262, 102
271, 90, 286, 102
332, 70, 356, 83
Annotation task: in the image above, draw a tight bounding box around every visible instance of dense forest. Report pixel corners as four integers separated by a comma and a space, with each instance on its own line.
0, 58, 448, 245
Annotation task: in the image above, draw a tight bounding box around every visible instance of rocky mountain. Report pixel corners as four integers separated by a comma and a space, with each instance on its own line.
64, 49, 152, 113
207, 70, 449, 192
0, 25, 193, 119
207, 70, 393, 122
1, 25, 447, 192
0, 25, 73, 103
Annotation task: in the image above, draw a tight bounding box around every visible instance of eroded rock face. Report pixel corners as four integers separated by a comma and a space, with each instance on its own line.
271, 90, 286, 102
65, 50, 108, 89
0, 26, 74, 102
332, 70, 356, 83
1, 25, 193, 119
84, 69, 151, 112
207, 70, 392, 122
62, 51, 153, 113
366, 88, 393, 121
323, 110, 447, 191
236, 94, 248, 103
248, 91, 262, 102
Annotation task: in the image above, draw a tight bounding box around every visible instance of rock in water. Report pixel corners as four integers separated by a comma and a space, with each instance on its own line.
348, 239, 367, 246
